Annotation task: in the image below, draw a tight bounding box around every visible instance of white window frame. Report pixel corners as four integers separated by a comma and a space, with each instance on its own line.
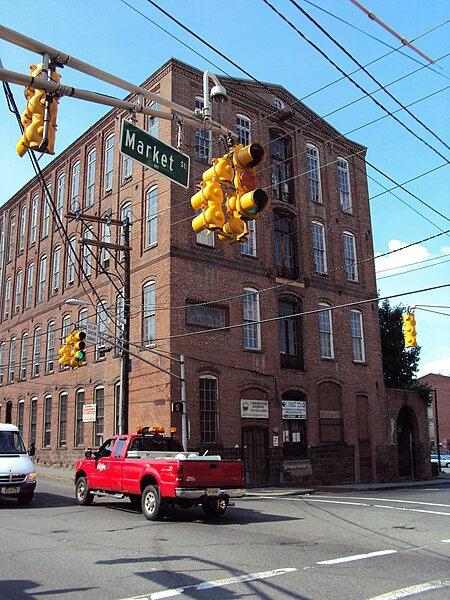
30, 195, 38, 244
338, 158, 352, 213
195, 98, 211, 162
14, 269, 22, 314
38, 254, 47, 302
8, 337, 16, 383
240, 220, 257, 257
67, 236, 76, 286
19, 204, 27, 253
20, 333, 28, 380
86, 148, 96, 207
46, 321, 55, 374
312, 221, 327, 274
147, 101, 159, 138
243, 287, 261, 350
307, 144, 322, 203
32, 327, 41, 377
350, 310, 365, 363
319, 303, 334, 359
82, 228, 93, 278
104, 133, 115, 192
143, 281, 156, 345
56, 173, 65, 224
71, 160, 81, 212
236, 114, 251, 146
3, 277, 11, 319
42, 185, 51, 238
25, 262, 34, 309
7, 214, 15, 262
52, 246, 61, 294
343, 232, 358, 282
145, 186, 158, 248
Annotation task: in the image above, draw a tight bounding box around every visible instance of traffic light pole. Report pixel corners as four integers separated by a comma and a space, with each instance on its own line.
120, 217, 131, 435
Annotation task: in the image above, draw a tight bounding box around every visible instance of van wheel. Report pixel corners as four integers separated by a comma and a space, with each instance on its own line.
17, 491, 34, 505
141, 485, 161, 520
202, 498, 227, 518
75, 476, 94, 506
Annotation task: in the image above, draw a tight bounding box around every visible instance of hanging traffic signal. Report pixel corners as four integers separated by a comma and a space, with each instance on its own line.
58, 341, 71, 366
16, 63, 60, 157
70, 330, 87, 369
191, 156, 232, 234
233, 143, 270, 221
218, 193, 247, 243
403, 312, 417, 348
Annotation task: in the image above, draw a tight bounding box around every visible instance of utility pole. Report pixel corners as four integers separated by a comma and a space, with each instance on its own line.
120, 217, 131, 434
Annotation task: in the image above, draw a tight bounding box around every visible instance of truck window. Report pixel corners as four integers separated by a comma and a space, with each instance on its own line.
113, 438, 127, 458
97, 438, 116, 458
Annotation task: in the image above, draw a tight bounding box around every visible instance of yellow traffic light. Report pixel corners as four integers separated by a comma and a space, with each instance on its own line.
191, 157, 230, 234
232, 143, 270, 221
58, 342, 71, 366
16, 63, 60, 157
218, 193, 247, 243
403, 312, 417, 348
70, 330, 86, 369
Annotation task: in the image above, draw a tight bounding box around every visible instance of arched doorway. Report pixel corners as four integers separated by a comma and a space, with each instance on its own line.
242, 427, 269, 487
397, 405, 419, 478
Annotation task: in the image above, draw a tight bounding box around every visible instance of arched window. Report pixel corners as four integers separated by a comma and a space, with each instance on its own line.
274, 213, 296, 279
38, 254, 47, 302
71, 160, 81, 212
17, 399, 25, 434
195, 97, 211, 162
343, 231, 358, 282
104, 133, 115, 191
25, 262, 34, 309
350, 310, 365, 362
270, 131, 293, 203
312, 221, 327, 274
243, 288, 261, 350
199, 375, 218, 444
56, 173, 65, 225
52, 246, 61, 294
42, 185, 51, 238
43, 394, 52, 447
46, 321, 55, 374
94, 386, 105, 447
86, 148, 96, 207
58, 392, 68, 447
307, 144, 322, 203
32, 326, 42, 377
30, 195, 39, 243
3, 276, 11, 319
319, 303, 334, 359
143, 281, 156, 345
278, 298, 303, 369
14, 269, 23, 314
75, 389, 85, 446
82, 227, 93, 277
29, 397, 38, 445
66, 236, 76, 286
19, 203, 27, 253
20, 332, 28, 380
8, 337, 16, 384
145, 186, 158, 247
236, 114, 251, 146
338, 158, 352, 213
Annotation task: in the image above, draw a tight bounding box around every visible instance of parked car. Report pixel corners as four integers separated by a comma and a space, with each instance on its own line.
431, 453, 450, 468
0, 423, 37, 504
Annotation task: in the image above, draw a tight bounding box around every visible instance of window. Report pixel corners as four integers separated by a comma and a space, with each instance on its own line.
104, 133, 114, 191
29, 397, 37, 445
20, 333, 28, 380
101, 221, 111, 269
350, 310, 365, 362
67, 236, 76, 286
71, 160, 81, 211
270, 132, 293, 203
145, 186, 158, 247
236, 114, 251, 146
14, 270, 22, 314
3, 277, 11, 319
52, 247, 61, 294
56, 173, 65, 225
240, 221, 256, 257
319, 303, 334, 359
95, 302, 107, 360
86, 148, 96, 207
195, 98, 211, 161
147, 101, 159, 138
78, 308, 88, 332
274, 214, 296, 279
58, 392, 68, 447
343, 232, 358, 281
30, 195, 38, 243
17, 400, 24, 435
278, 300, 303, 369
38, 254, 47, 302
307, 145, 322, 203
25, 262, 34, 309
32, 327, 41, 377
82, 228, 93, 277
42, 185, 51, 237
122, 153, 133, 180
338, 158, 352, 213
312, 222, 327, 274
43, 395, 52, 447
0, 342, 5, 385
200, 376, 218, 444
7, 214, 16, 262
8, 337, 16, 384
94, 387, 104, 447
75, 389, 85, 446
143, 282, 156, 345
243, 288, 261, 350
46, 321, 55, 374
19, 204, 27, 253
282, 393, 307, 459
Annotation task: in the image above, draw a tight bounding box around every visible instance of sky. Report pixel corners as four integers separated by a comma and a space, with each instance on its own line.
0, 0, 449, 377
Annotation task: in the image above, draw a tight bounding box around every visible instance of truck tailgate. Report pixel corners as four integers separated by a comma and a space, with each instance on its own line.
179, 459, 243, 488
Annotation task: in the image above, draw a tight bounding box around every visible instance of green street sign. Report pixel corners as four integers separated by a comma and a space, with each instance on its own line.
120, 120, 190, 188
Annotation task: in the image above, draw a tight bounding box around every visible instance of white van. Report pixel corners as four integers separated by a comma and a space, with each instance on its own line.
0, 423, 36, 504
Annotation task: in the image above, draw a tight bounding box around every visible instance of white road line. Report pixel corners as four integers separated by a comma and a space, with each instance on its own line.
317, 549, 397, 565
258, 496, 370, 507
364, 578, 450, 600
373, 504, 450, 517
119, 567, 298, 600
329, 496, 450, 509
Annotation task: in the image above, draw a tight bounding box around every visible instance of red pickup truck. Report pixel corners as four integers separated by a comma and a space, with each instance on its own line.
74, 426, 245, 520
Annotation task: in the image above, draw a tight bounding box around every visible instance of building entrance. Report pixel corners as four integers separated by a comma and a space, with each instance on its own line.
242, 427, 269, 487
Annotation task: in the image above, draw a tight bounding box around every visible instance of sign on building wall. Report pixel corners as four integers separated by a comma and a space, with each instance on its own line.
83, 404, 96, 423
241, 399, 269, 419
282, 400, 307, 419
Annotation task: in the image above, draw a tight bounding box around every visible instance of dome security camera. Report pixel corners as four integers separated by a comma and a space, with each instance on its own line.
210, 84, 228, 104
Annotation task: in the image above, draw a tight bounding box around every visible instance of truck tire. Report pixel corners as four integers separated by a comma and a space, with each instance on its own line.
142, 485, 161, 520
202, 498, 227, 518
75, 476, 94, 506
17, 491, 34, 505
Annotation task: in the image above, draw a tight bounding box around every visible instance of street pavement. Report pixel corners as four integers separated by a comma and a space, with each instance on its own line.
34, 463, 450, 496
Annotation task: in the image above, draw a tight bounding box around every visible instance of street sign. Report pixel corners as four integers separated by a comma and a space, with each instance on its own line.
84, 322, 99, 344
120, 120, 190, 188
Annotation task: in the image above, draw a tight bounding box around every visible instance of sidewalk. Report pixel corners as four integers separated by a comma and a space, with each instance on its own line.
34, 464, 450, 496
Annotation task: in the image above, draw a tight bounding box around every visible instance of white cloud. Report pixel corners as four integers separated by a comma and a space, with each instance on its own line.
418, 356, 450, 378
375, 240, 433, 276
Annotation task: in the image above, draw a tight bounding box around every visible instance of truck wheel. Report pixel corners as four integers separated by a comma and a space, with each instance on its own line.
75, 476, 94, 506
141, 485, 161, 520
202, 498, 227, 518
17, 491, 34, 505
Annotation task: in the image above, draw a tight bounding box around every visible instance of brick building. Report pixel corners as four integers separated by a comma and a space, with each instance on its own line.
419, 373, 450, 452
0, 58, 429, 486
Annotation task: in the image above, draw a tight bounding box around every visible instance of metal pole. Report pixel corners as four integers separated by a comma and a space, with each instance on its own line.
121, 217, 131, 435
180, 354, 187, 451
434, 388, 441, 473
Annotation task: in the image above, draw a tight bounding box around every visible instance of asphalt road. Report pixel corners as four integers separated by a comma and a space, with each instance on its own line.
1, 478, 449, 599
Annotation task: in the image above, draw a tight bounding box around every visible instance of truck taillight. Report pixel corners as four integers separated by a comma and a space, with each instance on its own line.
176, 464, 183, 482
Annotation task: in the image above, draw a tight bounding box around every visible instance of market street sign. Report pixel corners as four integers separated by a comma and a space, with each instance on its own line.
120, 120, 190, 188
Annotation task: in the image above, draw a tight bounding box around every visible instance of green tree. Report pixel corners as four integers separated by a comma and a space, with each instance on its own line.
378, 299, 420, 388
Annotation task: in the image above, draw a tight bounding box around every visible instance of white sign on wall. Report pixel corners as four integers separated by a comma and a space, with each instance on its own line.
83, 404, 96, 423
282, 400, 307, 420
241, 399, 269, 419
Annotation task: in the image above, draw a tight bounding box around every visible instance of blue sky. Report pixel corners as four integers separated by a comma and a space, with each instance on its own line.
1, 0, 449, 376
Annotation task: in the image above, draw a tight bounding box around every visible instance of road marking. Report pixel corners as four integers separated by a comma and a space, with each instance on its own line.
119, 567, 297, 600
317, 549, 397, 565
373, 504, 450, 517
330, 496, 450, 509
364, 578, 450, 599
258, 497, 370, 507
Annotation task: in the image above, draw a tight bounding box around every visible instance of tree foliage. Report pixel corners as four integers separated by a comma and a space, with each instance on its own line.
378, 299, 420, 389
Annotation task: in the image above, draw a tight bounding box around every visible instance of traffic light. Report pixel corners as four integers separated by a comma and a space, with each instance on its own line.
218, 192, 247, 242
403, 312, 417, 348
232, 143, 270, 221
70, 330, 87, 369
191, 156, 231, 234
16, 63, 60, 157
58, 340, 71, 366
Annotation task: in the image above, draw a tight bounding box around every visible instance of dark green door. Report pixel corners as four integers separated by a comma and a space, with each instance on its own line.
242, 427, 269, 487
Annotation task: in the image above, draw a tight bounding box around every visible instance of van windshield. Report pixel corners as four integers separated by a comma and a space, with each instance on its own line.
0, 431, 27, 454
